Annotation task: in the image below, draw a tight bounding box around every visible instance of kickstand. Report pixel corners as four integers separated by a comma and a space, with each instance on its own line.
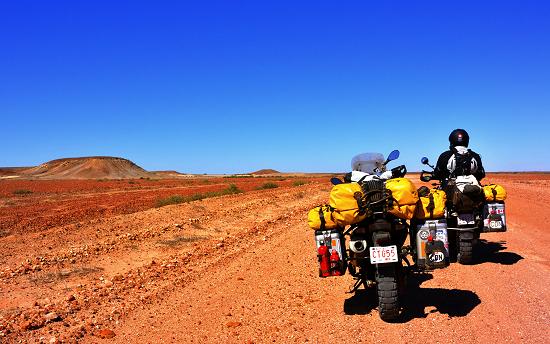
347, 277, 365, 293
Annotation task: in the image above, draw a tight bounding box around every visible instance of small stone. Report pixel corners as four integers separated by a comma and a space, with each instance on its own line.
44, 312, 60, 322
103, 280, 113, 287
20, 320, 32, 331
226, 321, 242, 328
96, 329, 116, 339
66, 294, 76, 302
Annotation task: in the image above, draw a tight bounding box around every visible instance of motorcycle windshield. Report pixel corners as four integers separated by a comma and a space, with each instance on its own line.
351, 153, 385, 174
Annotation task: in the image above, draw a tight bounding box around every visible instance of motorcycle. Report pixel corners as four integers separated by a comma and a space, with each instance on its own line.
419, 157, 484, 264
321, 150, 413, 321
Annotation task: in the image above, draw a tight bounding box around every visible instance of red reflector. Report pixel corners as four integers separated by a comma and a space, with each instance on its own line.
427, 235, 433, 242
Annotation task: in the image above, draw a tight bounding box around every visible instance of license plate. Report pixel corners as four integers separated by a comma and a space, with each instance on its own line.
457, 213, 475, 225
369, 245, 398, 264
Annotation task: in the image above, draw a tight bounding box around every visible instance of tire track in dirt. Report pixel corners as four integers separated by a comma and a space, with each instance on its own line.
106, 178, 549, 344
0, 184, 329, 341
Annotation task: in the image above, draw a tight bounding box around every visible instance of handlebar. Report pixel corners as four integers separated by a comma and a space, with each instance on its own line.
391, 165, 407, 178
420, 170, 433, 182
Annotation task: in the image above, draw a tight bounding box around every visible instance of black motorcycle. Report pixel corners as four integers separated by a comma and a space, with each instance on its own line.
419, 157, 484, 264
331, 150, 411, 321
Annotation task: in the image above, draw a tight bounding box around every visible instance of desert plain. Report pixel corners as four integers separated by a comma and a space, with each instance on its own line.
0, 159, 548, 343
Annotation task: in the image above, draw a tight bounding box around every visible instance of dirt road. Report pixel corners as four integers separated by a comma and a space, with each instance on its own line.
1, 175, 549, 343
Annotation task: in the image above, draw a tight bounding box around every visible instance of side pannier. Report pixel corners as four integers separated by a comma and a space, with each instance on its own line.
385, 177, 419, 220
329, 182, 368, 226
307, 205, 339, 230
483, 184, 507, 202
415, 188, 446, 220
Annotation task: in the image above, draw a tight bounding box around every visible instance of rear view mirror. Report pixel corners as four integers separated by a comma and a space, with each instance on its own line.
387, 150, 400, 162
421, 157, 429, 165
330, 177, 343, 185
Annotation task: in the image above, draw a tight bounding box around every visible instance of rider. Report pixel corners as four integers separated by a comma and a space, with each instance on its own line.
433, 129, 485, 182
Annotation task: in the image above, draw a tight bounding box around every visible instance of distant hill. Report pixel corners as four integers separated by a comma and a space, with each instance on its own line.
250, 169, 281, 175
0, 167, 29, 177
2, 156, 151, 179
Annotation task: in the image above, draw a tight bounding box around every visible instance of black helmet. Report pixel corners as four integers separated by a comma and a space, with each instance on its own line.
449, 128, 469, 147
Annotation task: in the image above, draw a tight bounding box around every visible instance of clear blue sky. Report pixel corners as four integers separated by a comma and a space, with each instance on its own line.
1, 1, 549, 173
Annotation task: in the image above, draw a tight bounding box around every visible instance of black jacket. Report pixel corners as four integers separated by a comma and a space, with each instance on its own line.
433, 147, 485, 181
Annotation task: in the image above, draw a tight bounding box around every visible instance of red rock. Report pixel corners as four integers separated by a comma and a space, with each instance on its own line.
226, 321, 242, 328
20, 320, 32, 331
96, 329, 116, 339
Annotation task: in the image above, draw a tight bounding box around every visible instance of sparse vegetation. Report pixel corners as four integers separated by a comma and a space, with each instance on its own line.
157, 235, 207, 247
13, 189, 33, 195
155, 184, 243, 207
293, 180, 306, 186
223, 174, 252, 178
256, 182, 279, 190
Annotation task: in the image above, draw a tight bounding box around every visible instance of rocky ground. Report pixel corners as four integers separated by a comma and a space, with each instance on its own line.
0, 174, 548, 343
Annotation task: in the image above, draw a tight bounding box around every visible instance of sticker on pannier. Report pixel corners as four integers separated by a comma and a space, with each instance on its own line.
415, 189, 446, 219
308, 205, 339, 230
483, 184, 507, 202
329, 182, 367, 226
385, 177, 419, 220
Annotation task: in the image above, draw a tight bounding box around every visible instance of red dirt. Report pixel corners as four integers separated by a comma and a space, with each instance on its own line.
0, 177, 322, 236
0, 173, 548, 343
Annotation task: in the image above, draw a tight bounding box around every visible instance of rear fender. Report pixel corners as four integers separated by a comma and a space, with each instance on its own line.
372, 231, 392, 247
457, 231, 474, 240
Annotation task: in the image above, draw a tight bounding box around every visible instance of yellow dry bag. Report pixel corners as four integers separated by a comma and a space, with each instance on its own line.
483, 184, 507, 202
329, 182, 367, 226
307, 205, 339, 230
385, 177, 418, 220
415, 189, 446, 219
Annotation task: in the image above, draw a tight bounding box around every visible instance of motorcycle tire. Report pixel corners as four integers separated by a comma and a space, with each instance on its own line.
457, 236, 473, 265
376, 267, 400, 322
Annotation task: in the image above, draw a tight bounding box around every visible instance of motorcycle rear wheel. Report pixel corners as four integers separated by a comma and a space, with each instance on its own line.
376, 266, 400, 321
457, 235, 473, 264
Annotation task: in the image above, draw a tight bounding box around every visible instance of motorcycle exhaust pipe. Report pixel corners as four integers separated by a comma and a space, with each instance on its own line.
350, 240, 368, 253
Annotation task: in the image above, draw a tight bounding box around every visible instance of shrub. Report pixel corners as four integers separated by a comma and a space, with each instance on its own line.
155, 184, 243, 208
257, 182, 278, 190
155, 195, 186, 207
293, 180, 306, 186
225, 184, 243, 194
13, 189, 33, 195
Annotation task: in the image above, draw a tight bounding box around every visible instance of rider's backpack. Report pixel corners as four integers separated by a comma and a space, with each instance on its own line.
451, 147, 473, 177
